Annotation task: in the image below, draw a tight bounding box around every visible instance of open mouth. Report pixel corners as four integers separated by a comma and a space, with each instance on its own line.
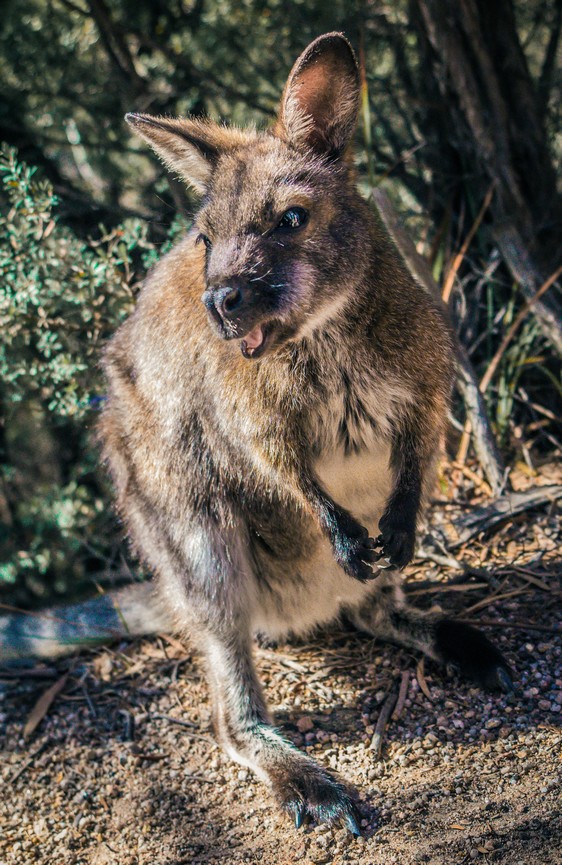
240, 324, 270, 360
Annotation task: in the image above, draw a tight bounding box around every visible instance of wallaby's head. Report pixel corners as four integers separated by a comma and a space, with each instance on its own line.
127, 33, 370, 359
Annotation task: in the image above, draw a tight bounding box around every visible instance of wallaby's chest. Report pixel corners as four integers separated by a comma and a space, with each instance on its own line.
315, 438, 393, 526
308, 380, 399, 523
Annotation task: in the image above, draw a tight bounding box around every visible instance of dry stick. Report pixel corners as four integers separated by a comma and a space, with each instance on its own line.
370, 691, 397, 757
453, 461, 493, 496
373, 188, 504, 494
442, 183, 496, 303
416, 657, 433, 701
152, 713, 197, 729
447, 484, 562, 548
151, 714, 219, 747
24, 673, 69, 739
479, 264, 562, 394
461, 618, 560, 635
451, 192, 512, 473
392, 671, 410, 721
455, 418, 473, 471
461, 587, 528, 617
9, 740, 49, 784
453, 342, 504, 492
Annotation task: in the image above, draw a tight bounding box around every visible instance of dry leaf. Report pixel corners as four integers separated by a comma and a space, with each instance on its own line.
93, 653, 114, 681
158, 633, 190, 655
24, 674, 68, 738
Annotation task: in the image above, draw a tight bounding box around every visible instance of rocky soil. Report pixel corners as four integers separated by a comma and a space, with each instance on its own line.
0, 471, 560, 865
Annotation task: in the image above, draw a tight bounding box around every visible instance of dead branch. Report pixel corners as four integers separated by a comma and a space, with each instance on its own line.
447, 484, 562, 548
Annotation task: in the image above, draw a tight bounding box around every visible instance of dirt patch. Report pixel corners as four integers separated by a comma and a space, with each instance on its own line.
0, 483, 560, 865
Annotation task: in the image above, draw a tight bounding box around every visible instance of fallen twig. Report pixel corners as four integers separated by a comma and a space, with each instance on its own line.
370, 691, 397, 756
23, 673, 68, 739
461, 618, 560, 635
407, 582, 490, 597
461, 588, 528, 617
151, 714, 218, 747
152, 712, 197, 729
9, 740, 49, 784
392, 671, 410, 721
442, 183, 495, 303
416, 658, 433, 702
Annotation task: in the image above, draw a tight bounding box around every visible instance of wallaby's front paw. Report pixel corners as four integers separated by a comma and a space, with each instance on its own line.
375, 510, 416, 570
329, 509, 379, 582
273, 762, 361, 834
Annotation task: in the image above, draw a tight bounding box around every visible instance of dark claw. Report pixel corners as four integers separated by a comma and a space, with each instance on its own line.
294, 802, 306, 830
360, 547, 382, 564
496, 666, 515, 694
345, 809, 362, 836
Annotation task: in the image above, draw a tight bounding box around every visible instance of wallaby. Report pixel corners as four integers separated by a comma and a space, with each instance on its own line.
47, 33, 515, 832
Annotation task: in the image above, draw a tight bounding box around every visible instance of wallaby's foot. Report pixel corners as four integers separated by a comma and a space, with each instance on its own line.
272, 758, 361, 834
327, 506, 380, 582
350, 583, 515, 693
375, 507, 417, 570
435, 619, 514, 693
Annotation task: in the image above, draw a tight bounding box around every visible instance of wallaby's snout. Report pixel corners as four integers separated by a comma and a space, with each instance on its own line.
202, 283, 244, 330
213, 285, 244, 320
199, 228, 293, 358
201, 258, 281, 359
201, 282, 275, 359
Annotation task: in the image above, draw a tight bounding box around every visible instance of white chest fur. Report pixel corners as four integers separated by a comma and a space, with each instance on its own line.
314, 437, 393, 528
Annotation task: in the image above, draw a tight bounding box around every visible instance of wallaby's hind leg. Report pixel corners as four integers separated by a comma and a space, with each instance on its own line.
349, 574, 514, 692
157, 519, 361, 833
198, 625, 361, 833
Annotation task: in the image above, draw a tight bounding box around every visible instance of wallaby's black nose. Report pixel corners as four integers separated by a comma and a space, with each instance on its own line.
215, 286, 244, 320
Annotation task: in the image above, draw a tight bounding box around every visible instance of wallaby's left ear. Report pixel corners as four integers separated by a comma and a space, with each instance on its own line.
125, 113, 250, 194
275, 33, 360, 159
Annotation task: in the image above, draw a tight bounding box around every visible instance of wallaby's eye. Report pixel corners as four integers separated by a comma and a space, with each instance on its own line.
196, 233, 212, 250
276, 207, 308, 231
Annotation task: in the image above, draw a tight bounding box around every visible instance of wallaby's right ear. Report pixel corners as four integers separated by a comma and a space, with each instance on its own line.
275, 33, 360, 159
125, 114, 226, 194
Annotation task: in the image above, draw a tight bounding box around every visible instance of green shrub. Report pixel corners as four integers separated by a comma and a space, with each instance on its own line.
0, 145, 184, 605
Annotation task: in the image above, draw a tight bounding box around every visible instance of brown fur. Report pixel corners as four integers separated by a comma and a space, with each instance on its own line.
99, 34, 511, 832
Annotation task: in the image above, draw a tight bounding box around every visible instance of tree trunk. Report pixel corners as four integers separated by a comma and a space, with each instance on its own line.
410, 0, 562, 354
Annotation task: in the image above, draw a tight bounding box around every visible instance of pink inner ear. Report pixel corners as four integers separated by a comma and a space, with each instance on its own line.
295, 63, 336, 129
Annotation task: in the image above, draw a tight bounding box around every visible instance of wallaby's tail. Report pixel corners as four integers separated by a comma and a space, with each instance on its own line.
0, 582, 171, 661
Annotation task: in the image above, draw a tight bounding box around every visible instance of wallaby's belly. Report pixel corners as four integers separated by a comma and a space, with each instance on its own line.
251, 440, 393, 638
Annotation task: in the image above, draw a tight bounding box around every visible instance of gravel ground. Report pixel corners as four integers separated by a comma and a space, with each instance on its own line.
0, 473, 560, 865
